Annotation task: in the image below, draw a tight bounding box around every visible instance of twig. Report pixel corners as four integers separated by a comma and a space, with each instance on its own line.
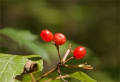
36, 67, 57, 82
41, 67, 57, 78
56, 74, 70, 79
64, 63, 94, 70
62, 44, 71, 63
57, 65, 68, 82
30, 73, 36, 82
44, 78, 52, 82
55, 44, 62, 63
64, 64, 79, 68
43, 74, 70, 82
64, 56, 74, 64
36, 43, 94, 82
79, 64, 94, 70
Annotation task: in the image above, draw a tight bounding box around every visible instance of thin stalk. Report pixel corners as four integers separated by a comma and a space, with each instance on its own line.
57, 65, 68, 82
64, 56, 74, 64
62, 44, 71, 63
37, 67, 57, 81
64, 64, 80, 68
55, 44, 62, 63
30, 73, 36, 82
64, 63, 94, 70
55, 74, 70, 80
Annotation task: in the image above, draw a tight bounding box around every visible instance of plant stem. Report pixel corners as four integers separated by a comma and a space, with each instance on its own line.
42, 75, 70, 82
37, 67, 57, 82
64, 64, 79, 68
42, 67, 57, 77
57, 65, 68, 82
64, 63, 94, 70
62, 44, 71, 63
64, 56, 74, 64
55, 74, 70, 79
55, 44, 62, 63
30, 73, 36, 82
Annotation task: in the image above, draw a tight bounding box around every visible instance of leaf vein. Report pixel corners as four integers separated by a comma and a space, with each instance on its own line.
0, 56, 17, 80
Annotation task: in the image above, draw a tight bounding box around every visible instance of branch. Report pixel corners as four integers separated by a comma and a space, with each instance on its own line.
64, 63, 94, 70
36, 67, 57, 82
30, 73, 36, 82
57, 65, 68, 82
43, 75, 70, 82
64, 56, 74, 64
62, 44, 71, 63
55, 44, 62, 63
56, 74, 70, 80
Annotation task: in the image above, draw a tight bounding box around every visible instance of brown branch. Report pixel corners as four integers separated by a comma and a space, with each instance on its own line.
44, 78, 52, 82
56, 74, 70, 79
64, 56, 74, 64
36, 42, 94, 82
57, 65, 68, 82
36, 67, 57, 82
62, 44, 71, 63
43, 74, 70, 82
42, 67, 57, 78
64, 63, 94, 70
55, 44, 62, 63
30, 73, 36, 82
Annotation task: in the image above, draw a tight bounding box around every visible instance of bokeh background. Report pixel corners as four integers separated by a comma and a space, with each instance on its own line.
0, 0, 120, 81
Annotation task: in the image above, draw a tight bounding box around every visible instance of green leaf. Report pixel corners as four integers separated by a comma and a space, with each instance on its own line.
0, 28, 50, 62
0, 53, 27, 82
50, 80, 61, 82
37, 71, 96, 82
38, 78, 61, 82
22, 74, 32, 82
38, 78, 49, 82
25, 55, 43, 72
0, 53, 43, 82
14, 80, 21, 82
70, 71, 97, 82
0, 28, 37, 43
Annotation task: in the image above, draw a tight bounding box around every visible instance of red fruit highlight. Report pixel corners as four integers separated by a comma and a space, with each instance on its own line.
53, 33, 66, 45
40, 29, 53, 42
73, 46, 86, 59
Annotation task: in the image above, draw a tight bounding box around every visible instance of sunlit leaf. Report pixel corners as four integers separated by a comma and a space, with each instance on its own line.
25, 55, 43, 72
0, 53, 43, 82
70, 71, 97, 82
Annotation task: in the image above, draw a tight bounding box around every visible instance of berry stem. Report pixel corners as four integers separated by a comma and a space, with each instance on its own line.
64, 64, 79, 68
62, 44, 71, 63
42, 67, 57, 78
30, 73, 36, 82
55, 74, 70, 80
57, 64, 68, 82
64, 56, 74, 64
64, 63, 93, 70
37, 67, 57, 82
55, 44, 62, 63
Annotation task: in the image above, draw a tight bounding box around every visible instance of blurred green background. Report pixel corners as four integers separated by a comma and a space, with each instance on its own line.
0, 0, 120, 82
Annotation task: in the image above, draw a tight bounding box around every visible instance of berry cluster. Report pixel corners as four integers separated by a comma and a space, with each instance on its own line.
40, 29, 86, 60
39, 29, 93, 82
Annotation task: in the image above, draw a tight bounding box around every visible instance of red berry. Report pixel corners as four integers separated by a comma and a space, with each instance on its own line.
73, 46, 86, 59
40, 29, 53, 42
53, 33, 66, 45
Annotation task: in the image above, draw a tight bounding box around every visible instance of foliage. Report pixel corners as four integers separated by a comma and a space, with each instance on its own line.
70, 72, 96, 82
0, 53, 43, 82
0, 28, 97, 82
0, 28, 117, 82
1, 0, 119, 81
0, 28, 50, 62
